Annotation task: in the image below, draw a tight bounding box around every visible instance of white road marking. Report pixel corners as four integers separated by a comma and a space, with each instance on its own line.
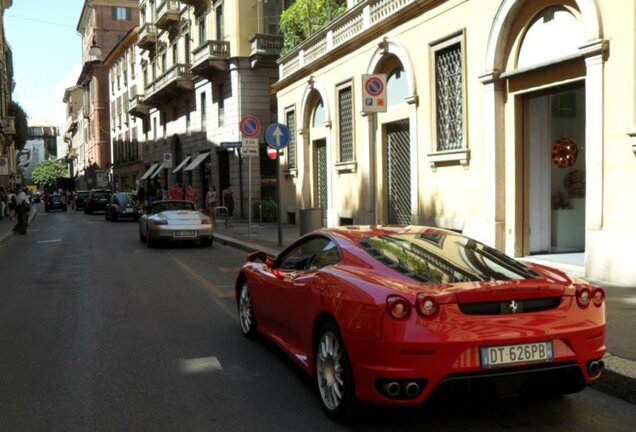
179, 356, 223, 374
37, 239, 61, 244
608, 297, 636, 305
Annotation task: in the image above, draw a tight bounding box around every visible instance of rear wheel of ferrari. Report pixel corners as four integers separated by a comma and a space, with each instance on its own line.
238, 280, 257, 338
316, 322, 356, 421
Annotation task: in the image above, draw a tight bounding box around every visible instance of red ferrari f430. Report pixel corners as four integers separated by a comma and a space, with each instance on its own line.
235, 226, 606, 420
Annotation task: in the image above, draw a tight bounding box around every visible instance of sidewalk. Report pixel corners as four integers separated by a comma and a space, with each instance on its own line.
2, 214, 634, 404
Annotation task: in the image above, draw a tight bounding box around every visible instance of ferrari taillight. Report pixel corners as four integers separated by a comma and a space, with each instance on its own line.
416, 293, 438, 317
592, 287, 605, 307
386, 295, 410, 320
576, 286, 592, 307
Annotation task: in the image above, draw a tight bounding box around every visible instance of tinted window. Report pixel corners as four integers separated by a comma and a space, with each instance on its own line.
359, 232, 540, 283
277, 237, 335, 271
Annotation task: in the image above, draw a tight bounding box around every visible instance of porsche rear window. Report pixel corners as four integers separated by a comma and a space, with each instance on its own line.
359, 233, 540, 283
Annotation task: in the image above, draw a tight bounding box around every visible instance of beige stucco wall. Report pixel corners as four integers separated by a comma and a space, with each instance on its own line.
275, 0, 636, 285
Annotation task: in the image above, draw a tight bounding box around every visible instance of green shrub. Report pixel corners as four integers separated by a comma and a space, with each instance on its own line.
253, 198, 278, 222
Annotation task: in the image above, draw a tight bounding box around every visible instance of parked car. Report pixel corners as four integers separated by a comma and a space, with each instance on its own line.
235, 225, 606, 420
44, 194, 67, 212
138, 200, 213, 247
30, 192, 42, 203
74, 190, 90, 209
105, 192, 140, 221
84, 189, 111, 214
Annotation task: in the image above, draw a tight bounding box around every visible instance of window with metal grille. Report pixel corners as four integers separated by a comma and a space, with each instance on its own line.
435, 42, 463, 151
286, 110, 296, 170
338, 87, 353, 162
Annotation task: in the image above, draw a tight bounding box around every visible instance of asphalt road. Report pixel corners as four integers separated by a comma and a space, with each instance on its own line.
0, 205, 635, 431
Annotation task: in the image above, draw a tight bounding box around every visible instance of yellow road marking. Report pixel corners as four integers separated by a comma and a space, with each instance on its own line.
171, 255, 235, 298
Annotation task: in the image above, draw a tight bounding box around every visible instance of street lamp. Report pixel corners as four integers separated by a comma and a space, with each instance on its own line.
89, 36, 102, 59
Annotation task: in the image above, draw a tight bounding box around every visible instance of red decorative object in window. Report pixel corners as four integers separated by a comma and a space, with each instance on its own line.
551, 138, 578, 168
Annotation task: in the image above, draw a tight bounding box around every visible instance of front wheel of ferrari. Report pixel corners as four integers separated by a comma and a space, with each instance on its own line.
315, 321, 356, 421
238, 280, 257, 339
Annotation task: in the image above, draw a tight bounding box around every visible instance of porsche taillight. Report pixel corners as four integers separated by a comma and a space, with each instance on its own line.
151, 219, 168, 226
201, 219, 212, 225
386, 295, 410, 320
416, 293, 438, 317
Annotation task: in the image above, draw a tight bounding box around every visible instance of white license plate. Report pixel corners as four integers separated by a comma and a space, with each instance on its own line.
125, 208, 133, 213
174, 230, 196, 238
480, 341, 553, 368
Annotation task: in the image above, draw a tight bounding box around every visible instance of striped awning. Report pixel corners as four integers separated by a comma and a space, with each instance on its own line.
140, 162, 159, 180
172, 156, 192, 173
184, 152, 210, 171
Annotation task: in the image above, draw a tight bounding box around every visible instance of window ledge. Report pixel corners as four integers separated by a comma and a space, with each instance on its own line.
335, 160, 357, 174
284, 168, 298, 178
628, 132, 636, 156
428, 148, 470, 170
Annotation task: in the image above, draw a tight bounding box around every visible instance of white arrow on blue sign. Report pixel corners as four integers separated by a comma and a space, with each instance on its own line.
265, 123, 290, 150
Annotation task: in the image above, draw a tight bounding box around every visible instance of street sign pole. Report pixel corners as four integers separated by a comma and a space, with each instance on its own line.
277, 149, 283, 247
248, 154, 252, 242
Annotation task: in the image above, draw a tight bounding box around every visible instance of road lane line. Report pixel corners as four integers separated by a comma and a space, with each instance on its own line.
37, 239, 61, 244
171, 255, 234, 298
179, 356, 223, 374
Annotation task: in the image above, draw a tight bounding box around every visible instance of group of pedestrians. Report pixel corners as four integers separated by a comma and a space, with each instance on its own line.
0, 187, 31, 235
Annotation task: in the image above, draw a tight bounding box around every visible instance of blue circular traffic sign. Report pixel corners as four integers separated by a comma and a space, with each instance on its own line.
240, 115, 261, 138
365, 77, 384, 96
265, 123, 290, 150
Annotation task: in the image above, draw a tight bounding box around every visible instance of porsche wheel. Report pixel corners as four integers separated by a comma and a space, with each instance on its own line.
238, 280, 257, 338
316, 322, 356, 421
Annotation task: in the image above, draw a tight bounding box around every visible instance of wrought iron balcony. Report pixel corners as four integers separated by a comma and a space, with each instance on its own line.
138, 23, 158, 51
191, 40, 230, 77
180, 0, 207, 6
156, 0, 181, 31
249, 33, 284, 67
144, 63, 194, 106
128, 86, 150, 118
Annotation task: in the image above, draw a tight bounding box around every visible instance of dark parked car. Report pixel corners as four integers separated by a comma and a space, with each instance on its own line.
105, 192, 140, 221
74, 190, 90, 209
44, 194, 67, 212
84, 189, 111, 214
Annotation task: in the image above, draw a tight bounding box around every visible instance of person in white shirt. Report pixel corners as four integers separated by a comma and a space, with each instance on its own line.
12, 188, 30, 235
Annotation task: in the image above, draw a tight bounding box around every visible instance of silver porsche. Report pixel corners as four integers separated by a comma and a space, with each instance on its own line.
138, 200, 213, 247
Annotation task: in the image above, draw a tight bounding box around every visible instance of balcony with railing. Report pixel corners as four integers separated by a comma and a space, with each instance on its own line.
191, 40, 230, 77
128, 85, 150, 118
279, 0, 416, 79
249, 33, 284, 67
144, 63, 194, 106
138, 23, 158, 51
156, 0, 181, 31
180, 0, 207, 6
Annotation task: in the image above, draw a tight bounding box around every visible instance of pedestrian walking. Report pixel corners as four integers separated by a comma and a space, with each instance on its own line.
12, 188, 30, 235
222, 184, 235, 226
170, 182, 184, 200
0, 187, 6, 221
206, 186, 218, 218
70, 191, 77, 212
186, 184, 198, 207
7, 190, 17, 221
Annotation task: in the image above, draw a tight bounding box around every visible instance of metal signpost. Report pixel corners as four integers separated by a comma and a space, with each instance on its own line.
265, 123, 291, 247
240, 116, 262, 241
362, 74, 387, 223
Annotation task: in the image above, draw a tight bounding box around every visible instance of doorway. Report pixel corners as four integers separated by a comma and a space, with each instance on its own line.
525, 85, 586, 254
314, 139, 327, 227
386, 120, 411, 225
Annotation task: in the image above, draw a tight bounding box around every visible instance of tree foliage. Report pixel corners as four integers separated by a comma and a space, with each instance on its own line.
31, 160, 68, 189
8, 101, 29, 151
280, 0, 347, 55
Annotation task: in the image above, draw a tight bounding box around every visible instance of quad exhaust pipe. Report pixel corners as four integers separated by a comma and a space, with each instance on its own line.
588, 359, 605, 377
379, 380, 423, 399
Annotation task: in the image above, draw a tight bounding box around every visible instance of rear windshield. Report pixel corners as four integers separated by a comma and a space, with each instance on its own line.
77, 192, 90, 198
92, 191, 109, 198
359, 232, 540, 283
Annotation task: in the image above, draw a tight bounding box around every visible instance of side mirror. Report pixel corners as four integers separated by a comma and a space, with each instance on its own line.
247, 251, 268, 263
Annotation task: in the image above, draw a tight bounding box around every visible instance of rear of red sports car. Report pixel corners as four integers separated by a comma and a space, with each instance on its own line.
330, 227, 606, 406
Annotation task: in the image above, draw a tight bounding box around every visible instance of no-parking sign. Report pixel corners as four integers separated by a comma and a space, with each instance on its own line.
240, 115, 261, 138
362, 74, 387, 113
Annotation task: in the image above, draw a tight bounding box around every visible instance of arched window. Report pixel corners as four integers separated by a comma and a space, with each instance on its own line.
387, 67, 408, 105
312, 99, 325, 127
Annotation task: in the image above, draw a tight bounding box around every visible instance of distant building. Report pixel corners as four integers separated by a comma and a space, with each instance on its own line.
0, 0, 16, 190
74, 0, 139, 189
